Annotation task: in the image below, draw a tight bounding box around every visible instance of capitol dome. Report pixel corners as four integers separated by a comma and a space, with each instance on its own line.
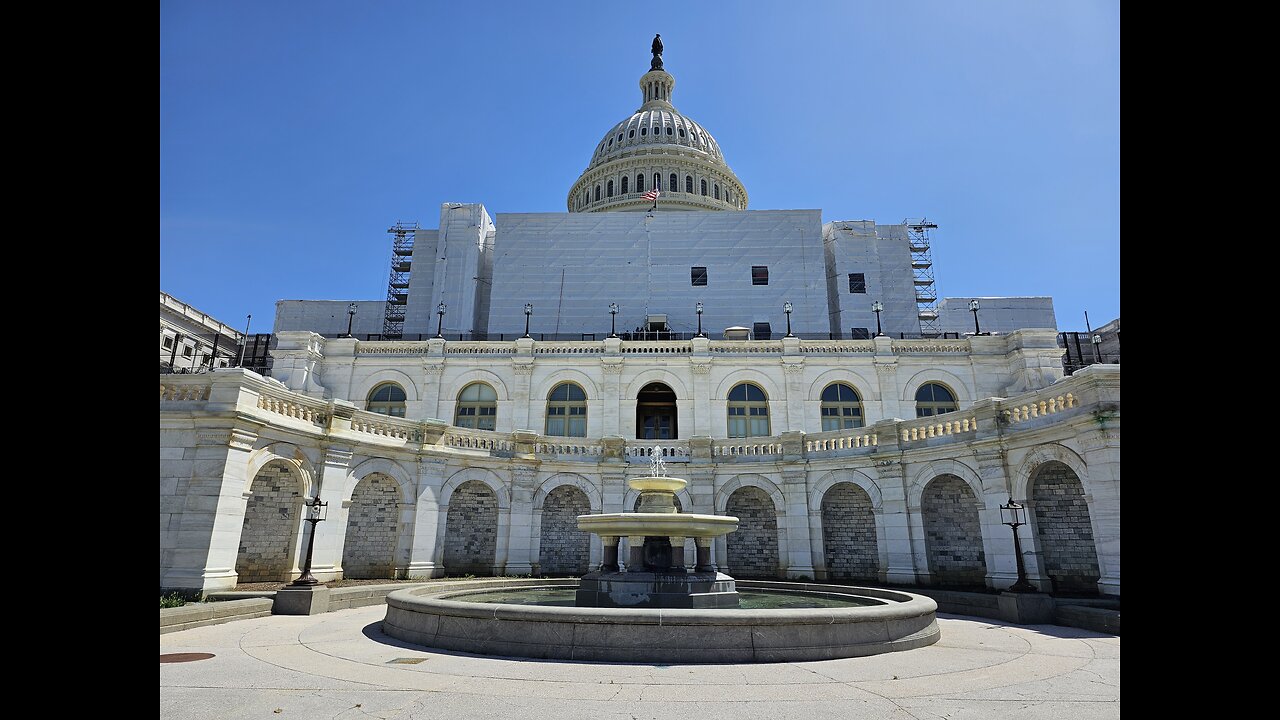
568, 39, 747, 213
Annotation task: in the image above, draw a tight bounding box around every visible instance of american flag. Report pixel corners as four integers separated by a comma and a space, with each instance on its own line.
642, 189, 660, 203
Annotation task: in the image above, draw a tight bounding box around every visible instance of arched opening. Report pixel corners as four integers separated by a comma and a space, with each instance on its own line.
455, 382, 497, 430
621, 176, 629, 194
821, 383, 864, 430
685, 175, 693, 194
367, 383, 406, 417
821, 483, 878, 581
342, 473, 399, 579
921, 474, 987, 586
538, 485, 591, 576
1030, 461, 1100, 593
725, 486, 780, 578
443, 480, 498, 575
916, 382, 958, 417
727, 382, 770, 437
236, 461, 302, 583
636, 174, 644, 192
545, 382, 588, 437
607, 180, 614, 198
636, 382, 678, 439
670, 173, 678, 192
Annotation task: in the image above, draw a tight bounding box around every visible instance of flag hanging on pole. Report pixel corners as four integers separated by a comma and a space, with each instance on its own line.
642, 189, 660, 209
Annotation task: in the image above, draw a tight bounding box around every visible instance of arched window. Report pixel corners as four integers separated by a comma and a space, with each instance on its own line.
367, 383, 407, 417
629, 129, 635, 138
621, 176, 628, 194
641, 127, 648, 136
546, 383, 588, 437
455, 383, 497, 430
607, 180, 614, 198
636, 174, 644, 192
670, 174, 678, 192
654, 173, 662, 190
679, 128, 686, 138
915, 383, 958, 417
666, 126, 673, 135
700, 179, 708, 196
727, 383, 770, 437
714, 183, 720, 199
685, 176, 693, 193
820, 383, 864, 430
594, 185, 601, 201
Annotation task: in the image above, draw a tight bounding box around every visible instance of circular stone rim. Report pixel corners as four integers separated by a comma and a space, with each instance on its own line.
382, 578, 940, 663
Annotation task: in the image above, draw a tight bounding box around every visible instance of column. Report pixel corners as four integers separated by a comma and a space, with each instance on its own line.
872, 436, 917, 585
601, 536, 619, 571
504, 464, 540, 574
1080, 429, 1121, 596
973, 448, 1026, 591
873, 336, 902, 420
601, 359, 623, 437
690, 337, 712, 436
422, 360, 445, 421
406, 458, 447, 578
310, 446, 354, 582
779, 467, 815, 578
512, 338, 534, 429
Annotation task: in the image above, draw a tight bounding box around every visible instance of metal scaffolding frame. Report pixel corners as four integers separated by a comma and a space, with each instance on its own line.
383, 221, 419, 339
904, 218, 940, 337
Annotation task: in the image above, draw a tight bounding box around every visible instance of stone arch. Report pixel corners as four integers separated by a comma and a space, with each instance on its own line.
920, 474, 988, 586
820, 483, 879, 581
1011, 443, 1090, 503
235, 459, 306, 583
806, 369, 878, 401
715, 474, 785, 515
445, 370, 511, 401
624, 370, 690, 400
907, 459, 984, 509
538, 369, 601, 401
810, 470, 882, 512
724, 486, 780, 578
243, 442, 315, 499
901, 369, 971, 409
713, 371, 782, 401
442, 480, 500, 575
341, 472, 400, 578
345, 458, 416, 506
1029, 461, 1101, 593
439, 467, 510, 509
356, 369, 420, 404
533, 472, 601, 513
537, 484, 592, 575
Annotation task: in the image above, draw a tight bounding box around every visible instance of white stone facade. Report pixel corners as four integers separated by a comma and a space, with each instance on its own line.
159, 334, 1120, 598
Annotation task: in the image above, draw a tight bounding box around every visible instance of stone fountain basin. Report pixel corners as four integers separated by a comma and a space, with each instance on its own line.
628, 476, 688, 493
577, 512, 739, 537
383, 578, 941, 663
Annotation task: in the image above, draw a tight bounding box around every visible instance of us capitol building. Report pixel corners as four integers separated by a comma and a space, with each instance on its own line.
160, 39, 1120, 598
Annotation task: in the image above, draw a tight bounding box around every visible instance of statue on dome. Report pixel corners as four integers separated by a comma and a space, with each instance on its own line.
651, 34, 663, 70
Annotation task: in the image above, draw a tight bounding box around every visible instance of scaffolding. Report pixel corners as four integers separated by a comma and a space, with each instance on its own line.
383, 221, 419, 339
904, 218, 940, 337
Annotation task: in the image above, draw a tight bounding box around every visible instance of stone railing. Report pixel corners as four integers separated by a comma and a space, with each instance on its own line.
804, 429, 878, 452
1003, 391, 1076, 425
159, 378, 212, 402
799, 340, 876, 354
255, 387, 328, 425
440, 426, 517, 453
348, 412, 420, 441
625, 440, 692, 459
445, 343, 517, 355
899, 415, 979, 443
535, 440, 605, 456
532, 343, 606, 355
891, 339, 970, 354
356, 342, 433, 356
708, 341, 784, 354
620, 342, 693, 354
713, 439, 783, 457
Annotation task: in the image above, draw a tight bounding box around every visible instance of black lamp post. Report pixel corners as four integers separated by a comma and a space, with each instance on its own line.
237, 314, 252, 367
1091, 334, 1102, 363
435, 302, 447, 339
290, 494, 329, 587
999, 498, 1038, 593
695, 302, 705, 338
523, 303, 533, 339
872, 301, 884, 337
969, 299, 982, 335
783, 301, 794, 337
609, 302, 619, 338
344, 303, 357, 338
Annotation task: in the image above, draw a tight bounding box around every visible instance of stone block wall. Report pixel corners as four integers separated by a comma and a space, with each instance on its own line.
443, 481, 498, 575
342, 473, 400, 579
726, 487, 780, 578
1031, 461, 1101, 592
235, 462, 300, 583
820, 483, 878, 580
538, 485, 591, 575
922, 474, 988, 586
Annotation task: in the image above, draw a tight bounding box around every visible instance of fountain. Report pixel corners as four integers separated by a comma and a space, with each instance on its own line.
382, 449, 941, 662
575, 450, 740, 608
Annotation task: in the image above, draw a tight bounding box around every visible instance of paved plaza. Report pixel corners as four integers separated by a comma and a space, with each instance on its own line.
160, 605, 1119, 719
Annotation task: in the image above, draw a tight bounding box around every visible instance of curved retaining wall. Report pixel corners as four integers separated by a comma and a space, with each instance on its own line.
383, 578, 939, 663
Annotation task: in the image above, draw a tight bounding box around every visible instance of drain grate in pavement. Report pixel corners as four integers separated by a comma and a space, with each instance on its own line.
386, 658, 427, 665
160, 653, 216, 664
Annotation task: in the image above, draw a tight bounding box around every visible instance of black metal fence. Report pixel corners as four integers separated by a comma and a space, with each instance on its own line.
160, 332, 274, 377
1059, 331, 1121, 375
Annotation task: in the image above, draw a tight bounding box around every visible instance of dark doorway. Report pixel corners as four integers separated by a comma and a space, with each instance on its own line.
636, 382, 678, 439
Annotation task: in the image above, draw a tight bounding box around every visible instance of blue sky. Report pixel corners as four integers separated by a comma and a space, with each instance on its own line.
161, 1, 1119, 334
